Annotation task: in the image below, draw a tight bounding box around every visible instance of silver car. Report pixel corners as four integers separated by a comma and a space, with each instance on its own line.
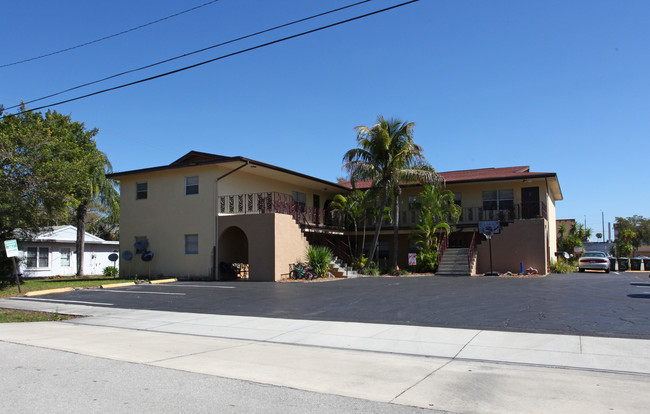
578, 251, 610, 273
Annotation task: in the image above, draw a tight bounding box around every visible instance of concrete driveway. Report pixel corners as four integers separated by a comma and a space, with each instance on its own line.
15, 271, 650, 339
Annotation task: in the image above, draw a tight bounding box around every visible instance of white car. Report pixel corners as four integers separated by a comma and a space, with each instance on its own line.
578, 251, 610, 273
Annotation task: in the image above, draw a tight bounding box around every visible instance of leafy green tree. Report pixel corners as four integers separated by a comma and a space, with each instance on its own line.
330, 193, 357, 257
557, 223, 591, 258
0, 106, 117, 278
615, 215, 650, 246
613, 228, 637, 258
330, 190, 370, 258
343, 116, 437, 270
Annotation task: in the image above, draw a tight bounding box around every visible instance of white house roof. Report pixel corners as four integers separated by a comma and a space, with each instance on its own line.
20, 225, 119, 245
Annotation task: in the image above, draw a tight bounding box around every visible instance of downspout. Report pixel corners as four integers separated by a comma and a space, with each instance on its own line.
214, 161, 250, 280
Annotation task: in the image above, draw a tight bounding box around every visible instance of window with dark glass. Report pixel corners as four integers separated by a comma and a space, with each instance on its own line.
136, 182, 148, 199
26, 247, 49, 268
185, 234, 198, 254
482, 190, 514, 210
60, 248, 71, 267
292, 191, 306, 210
185, 176, 199, 195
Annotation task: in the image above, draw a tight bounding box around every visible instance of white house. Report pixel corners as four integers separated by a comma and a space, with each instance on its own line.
18, 225, 119, 277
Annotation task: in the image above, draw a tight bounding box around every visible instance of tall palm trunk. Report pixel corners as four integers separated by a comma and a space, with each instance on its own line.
392, 188, 401, 270
75, 200, 88, 277
366, 186, 388, 266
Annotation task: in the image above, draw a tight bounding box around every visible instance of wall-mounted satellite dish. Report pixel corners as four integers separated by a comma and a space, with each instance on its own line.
134, 239, 149, 251
108, 253, 119, 262
123, 250, 133, 261
141, 251, 154, 262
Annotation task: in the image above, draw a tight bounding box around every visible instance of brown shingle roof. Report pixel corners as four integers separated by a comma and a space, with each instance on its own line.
340, 166, 558, 189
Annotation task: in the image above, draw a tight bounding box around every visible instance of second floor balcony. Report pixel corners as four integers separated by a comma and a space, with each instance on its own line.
218, 192, 548, 231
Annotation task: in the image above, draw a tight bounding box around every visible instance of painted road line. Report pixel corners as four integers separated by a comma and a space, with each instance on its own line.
12, 297, 114, 306
100, 290, 185, 296
158, 284, 235, 289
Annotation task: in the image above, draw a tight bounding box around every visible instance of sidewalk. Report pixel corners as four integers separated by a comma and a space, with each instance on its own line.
1, 297, 649, 413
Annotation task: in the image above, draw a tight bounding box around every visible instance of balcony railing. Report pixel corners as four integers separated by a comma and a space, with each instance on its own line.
398, 201, 548, 228
218, 192, 341, 228
218, 192, 548, 230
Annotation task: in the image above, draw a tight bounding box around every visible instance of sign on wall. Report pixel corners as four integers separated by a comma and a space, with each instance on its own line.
408, 253, 417, 266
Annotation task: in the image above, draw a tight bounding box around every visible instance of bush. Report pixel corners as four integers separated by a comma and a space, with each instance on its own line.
550, 261, 576, 274
350, 255, 368, 271
1, 255, 23, 287
103, 266, 118, 277
361, 261, 380, 276
307, 246, 333, 278
416, 250, 438, 273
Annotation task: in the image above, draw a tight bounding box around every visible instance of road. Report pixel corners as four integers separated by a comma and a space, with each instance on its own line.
25, 271, 650, 338
2, 272, 650, 413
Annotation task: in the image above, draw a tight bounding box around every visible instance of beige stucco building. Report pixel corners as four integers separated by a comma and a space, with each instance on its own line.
108, 152, 562, 280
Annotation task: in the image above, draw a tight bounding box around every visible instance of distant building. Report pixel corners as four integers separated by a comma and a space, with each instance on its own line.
18, 225, 119, 277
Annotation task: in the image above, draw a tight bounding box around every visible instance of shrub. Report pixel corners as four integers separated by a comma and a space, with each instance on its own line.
307, 246, 333, 278
350, 255, 368, 271
361, 261, 380, 276
103, 266, 118, 277
416, 250, 438, 273
550, 261, 576, 274
1, 256, 19, 286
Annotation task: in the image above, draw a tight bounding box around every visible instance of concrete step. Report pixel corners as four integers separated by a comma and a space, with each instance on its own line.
329, 258, 359, 278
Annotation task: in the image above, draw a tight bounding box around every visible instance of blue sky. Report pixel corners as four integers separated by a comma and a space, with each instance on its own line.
2, 0, 648, 239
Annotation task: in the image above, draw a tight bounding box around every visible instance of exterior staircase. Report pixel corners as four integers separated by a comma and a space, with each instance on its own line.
436, 248, 471, 276
328, 257, 359, 278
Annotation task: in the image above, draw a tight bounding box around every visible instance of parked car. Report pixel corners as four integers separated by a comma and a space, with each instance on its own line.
578, 251, 610, 273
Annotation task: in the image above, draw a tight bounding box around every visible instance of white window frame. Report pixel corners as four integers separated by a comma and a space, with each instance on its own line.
185, 176, 199, 195
185, 234, 199, 255
60, 248, 71, 267
26, 247, 49, 269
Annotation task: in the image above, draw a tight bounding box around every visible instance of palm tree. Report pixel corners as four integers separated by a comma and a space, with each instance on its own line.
412, 183, 460, 251
330, 193, 357, 256
75, 152, 119, 276
416, 184, 460, 227
343, 116, 437, 270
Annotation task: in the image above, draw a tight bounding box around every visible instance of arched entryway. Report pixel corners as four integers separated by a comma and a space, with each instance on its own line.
218, 226, 249, 280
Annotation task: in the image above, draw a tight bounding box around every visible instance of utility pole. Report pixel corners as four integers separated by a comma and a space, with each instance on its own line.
601, 211, 605, 243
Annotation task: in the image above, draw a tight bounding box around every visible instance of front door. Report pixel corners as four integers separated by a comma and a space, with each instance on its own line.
521, 187, 539, 219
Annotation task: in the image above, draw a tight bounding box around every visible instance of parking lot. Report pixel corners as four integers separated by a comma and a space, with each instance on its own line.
24, 271, 650, 339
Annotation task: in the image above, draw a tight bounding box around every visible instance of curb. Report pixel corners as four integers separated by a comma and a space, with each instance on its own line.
149, 278, 178, 284
100, 282, 136, 289
24, 287, 74, 297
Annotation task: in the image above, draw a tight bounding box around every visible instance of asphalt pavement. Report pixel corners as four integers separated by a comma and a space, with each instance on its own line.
13, 271, 650, 338
1, 272, 650, 413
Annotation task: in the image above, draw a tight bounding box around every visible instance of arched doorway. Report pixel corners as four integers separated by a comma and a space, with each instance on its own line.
218, 226, 249, 280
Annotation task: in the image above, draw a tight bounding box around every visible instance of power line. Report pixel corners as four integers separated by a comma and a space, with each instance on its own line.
0, 0, 222, 69
5, 0, 419, 117
4, 0, 374, 111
